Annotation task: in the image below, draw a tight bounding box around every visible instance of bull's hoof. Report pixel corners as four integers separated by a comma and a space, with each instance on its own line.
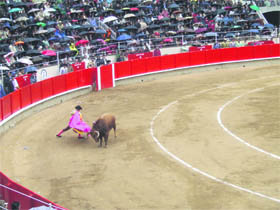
56, 135, 62, 138
78, 136, 85, 139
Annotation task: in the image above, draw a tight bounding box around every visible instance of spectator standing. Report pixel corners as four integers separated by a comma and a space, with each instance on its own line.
0, 83, 6, 98
153, 46, 161, 56
3, 72, 14, 94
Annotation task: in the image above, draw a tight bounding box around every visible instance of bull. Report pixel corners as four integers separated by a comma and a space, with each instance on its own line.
90, 114, 116, 147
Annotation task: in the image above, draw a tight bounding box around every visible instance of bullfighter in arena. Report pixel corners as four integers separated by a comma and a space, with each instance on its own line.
56, 105, 91, 139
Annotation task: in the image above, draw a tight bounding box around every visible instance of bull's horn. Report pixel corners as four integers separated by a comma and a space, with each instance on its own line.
95, 131, 100, 138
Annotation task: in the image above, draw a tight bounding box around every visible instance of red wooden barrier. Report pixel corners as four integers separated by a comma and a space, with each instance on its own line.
0, 98, 3, 121
205, 49, 221, 64
145, 56, 161, 72
175, 52, 189, 68
254, 45, 270, 58
41, 78, 53, 99
115, 61, 131, 78
160, 54, 176, 70
236, 46, 254, 60
10, 90, 21, 114
53, 74, 66, 95
30, 82, 42, 103
130, 58, 147, 75
219, 48, 237, 62
189, 51, 206, 66
20, 86, 31, 108
269, 44, 280, 57
66, 71, 78, 91
100, 65, 113, 89
2, 95, 11, 119
77, 68, 93, 87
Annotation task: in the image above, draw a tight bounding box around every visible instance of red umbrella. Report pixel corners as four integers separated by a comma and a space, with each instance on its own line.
42, 50, 56, 56
75, 39, 89, 46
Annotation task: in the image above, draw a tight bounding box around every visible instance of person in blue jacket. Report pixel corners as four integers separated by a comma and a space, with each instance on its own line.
0, 83, 6, 98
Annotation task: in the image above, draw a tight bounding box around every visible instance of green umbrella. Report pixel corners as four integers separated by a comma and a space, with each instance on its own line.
9, 8, 22, 13
250, 5, 260, 11
36, 22, 46, 27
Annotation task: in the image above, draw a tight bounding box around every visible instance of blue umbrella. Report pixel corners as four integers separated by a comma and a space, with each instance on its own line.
264, 23, 274, 29
118, 29, 127, 33
117, 34, 132, 41
24, 66, 38, 73
248, 29, 259, 33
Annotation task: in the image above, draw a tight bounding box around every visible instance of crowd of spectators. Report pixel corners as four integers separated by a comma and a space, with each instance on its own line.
0, 0, 276, 97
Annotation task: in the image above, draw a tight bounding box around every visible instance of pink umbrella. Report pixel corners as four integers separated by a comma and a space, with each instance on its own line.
42, 50, 56, 56
75, 39, 89, 46
96, 39, 107, 45
163, 38, 173, 43
130, 7, 139, 11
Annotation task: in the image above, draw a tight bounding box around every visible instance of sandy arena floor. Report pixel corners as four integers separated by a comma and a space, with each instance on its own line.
1, 65, 280, 210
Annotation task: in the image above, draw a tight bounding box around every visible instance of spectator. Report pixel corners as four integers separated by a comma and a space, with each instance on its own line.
153, 46, 161, 56
0, 83, 6, 98
30, 72, 37, 84
3, 72, 14, 94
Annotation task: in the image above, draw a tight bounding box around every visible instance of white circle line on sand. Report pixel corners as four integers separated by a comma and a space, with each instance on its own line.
217, 83, 280, 160
150, 77, 280, 203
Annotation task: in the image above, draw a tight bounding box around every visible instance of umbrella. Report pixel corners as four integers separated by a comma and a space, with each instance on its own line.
264, 23, 274, 28
24, 66, 38, 73
36, 22, 46, 27
44, 8, 56, 13
23, 37, 41, 43
95, 29, 106, 34
168, 3, 179, 9
18, 58, 33, 65
204, 32, 218, 37
0, 66, 10, 71
14, 41, 24, 45
117, 34, 132, 41
15, 16, 29, 22
130, 7, 139, 11
25, 50, 41, 56
195, 28, 207, 33
28, 8, 40, 13
75, 39, 89, 46
163, 38, 173, 42
0, 18, 12, 22
102, 16, 118, 24
9, 8, 22, 13
124, 13, 136, 19
42, 50, 56, 56
250, 5, 260, 11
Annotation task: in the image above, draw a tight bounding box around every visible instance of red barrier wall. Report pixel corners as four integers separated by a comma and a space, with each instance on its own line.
53, 75, 66, 95
146, 56, 161, 72
30, 82, 42, 103
115, 61, 131, 79
205, 49, 221, 64
189, 51, 206, 66
175, 52, 189, 68
100, 65, 113, 89
41, 78, 53, 99
237, 46, 254, 60
2, 95, 12, 119
131, 58, 147, 75
0, 98, 2, 121
66, 71, 78, 91
20, 86, 31, 108
161, 54, 176, 70
11, 90, 21, 114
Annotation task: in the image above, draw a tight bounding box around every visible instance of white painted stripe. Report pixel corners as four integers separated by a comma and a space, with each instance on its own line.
150, 101, 280, 204
112, 63, 116, 87
217, 84, 280, 160
150, 77, 280, 204
97, 67, 101, 91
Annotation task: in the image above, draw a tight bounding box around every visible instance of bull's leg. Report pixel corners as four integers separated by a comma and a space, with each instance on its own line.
113, 124, 117, 138
104, 133, 109, 148
99, 137, 103, 147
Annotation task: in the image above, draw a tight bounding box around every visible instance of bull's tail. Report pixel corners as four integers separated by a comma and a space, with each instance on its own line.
113, 121, 116, 138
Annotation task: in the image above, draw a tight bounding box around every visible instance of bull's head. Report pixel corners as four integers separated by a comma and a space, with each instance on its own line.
90, 121, 100, 143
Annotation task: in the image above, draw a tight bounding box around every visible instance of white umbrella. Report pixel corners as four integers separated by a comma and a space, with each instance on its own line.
0, 66, 10, 71
29, 206, 55, 210
28, 8, 40, 13
102, 16, 118, 24
16, 16, 29, 22
124, 13, 136, 19
18, 58, 33, 65
0, 18, 12, 22
44, 8, 56, 13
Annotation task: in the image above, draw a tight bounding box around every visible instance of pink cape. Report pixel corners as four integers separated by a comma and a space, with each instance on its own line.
68, 111, 91, 133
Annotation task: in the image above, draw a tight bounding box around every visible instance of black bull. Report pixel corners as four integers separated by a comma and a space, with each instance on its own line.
89, 114, 116, 147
